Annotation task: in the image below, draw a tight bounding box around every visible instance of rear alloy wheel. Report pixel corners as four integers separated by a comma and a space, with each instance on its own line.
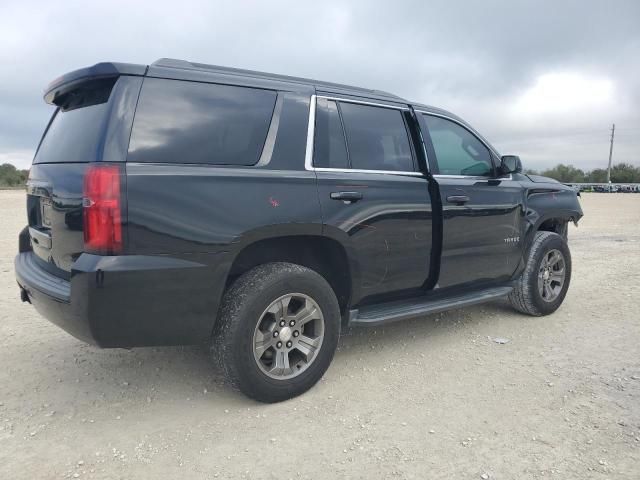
253, 293, 325, 380
213, 262, 340, 403
509, 231, 572, 316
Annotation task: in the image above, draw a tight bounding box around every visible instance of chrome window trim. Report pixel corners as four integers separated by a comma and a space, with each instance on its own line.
304, 94, 419, 176
433, 174, 482, 179
315, 167, 424, 177
256, 93, 284, 166
318, 95, 411, 111
303, 94, 317, 171
433, 173, 513, 181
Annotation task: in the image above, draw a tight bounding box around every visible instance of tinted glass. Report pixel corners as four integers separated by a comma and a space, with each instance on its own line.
128, 78, 277, 165
34, 103, 110, 164
424, 115, 492, 176
339, 102, 413, 172
313, 98, 348, 169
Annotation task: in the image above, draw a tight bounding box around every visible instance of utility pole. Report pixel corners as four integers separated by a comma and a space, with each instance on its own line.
606, 123, 615, 184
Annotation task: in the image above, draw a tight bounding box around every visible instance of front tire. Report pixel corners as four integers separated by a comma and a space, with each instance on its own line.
509, 231, 572, 316
212, 262, 341, 403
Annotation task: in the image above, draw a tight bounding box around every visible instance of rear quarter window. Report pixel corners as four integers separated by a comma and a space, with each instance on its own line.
128, 78, 277, 165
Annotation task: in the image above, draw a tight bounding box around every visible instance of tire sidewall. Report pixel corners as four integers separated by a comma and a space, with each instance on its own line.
527, 233, 572, 315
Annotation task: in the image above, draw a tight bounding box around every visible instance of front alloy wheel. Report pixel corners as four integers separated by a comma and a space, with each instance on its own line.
509, 230, 572, 316
538, 249, 567, 302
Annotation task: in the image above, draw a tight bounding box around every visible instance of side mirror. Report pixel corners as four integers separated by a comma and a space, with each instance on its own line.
500, 155, 522, 174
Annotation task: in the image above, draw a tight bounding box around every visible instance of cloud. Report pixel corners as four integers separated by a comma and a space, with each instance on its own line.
1, 0, 639, 171
512, 73, 614, 116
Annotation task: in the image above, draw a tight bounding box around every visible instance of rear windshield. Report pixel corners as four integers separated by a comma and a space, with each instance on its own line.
34, 102, 111, 164
34, 79, 115, 164
127, 78, 277, 165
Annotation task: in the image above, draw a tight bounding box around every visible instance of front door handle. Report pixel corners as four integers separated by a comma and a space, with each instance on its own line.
330, 191, 363, 202
446, 195, 470, 205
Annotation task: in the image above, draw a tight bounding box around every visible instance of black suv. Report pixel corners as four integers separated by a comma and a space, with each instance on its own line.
16, 59, 583, 402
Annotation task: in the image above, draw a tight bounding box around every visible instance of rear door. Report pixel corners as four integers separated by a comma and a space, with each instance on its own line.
417, 112, 523, 289
311, 95, 433, 304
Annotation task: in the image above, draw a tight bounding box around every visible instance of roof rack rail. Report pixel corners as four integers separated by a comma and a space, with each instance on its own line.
151, 58, 404, 101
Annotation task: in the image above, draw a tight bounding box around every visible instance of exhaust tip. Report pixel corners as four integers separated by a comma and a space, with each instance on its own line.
20, 287, 31, 304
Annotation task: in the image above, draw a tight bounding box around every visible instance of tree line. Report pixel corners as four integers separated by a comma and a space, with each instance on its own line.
527, 162, 640, 184
0, 163, 29, 187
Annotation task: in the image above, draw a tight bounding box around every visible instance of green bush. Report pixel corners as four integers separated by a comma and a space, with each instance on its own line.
0, 163, 29, 187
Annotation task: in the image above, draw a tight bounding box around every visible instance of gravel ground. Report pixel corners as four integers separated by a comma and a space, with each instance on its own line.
1, 190, 639, 479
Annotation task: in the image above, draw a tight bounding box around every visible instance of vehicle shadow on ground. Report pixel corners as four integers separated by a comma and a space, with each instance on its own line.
336, 299, 514, 356
16, 300, 514, 406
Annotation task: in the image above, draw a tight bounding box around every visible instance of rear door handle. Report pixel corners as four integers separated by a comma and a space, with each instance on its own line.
330, 191, 363, 202
446, 195, 470, 204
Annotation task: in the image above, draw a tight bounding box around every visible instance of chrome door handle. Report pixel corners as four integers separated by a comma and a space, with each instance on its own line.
330, 191, 363, 202
446, 195, 470, 204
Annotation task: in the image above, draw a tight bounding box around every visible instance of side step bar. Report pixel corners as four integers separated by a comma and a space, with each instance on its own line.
348, 286, 513, 327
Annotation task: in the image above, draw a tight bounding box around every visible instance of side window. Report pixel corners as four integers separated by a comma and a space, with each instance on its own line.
423, 115, 492, 176
339, 102, 414, 172
313, 98, 348, 169
128, 78, 277, 165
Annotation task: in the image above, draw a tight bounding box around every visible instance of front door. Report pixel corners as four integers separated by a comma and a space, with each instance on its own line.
418, 112, 524, 289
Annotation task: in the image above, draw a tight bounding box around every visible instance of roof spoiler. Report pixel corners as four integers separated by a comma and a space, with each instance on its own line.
44, 62, 148, 105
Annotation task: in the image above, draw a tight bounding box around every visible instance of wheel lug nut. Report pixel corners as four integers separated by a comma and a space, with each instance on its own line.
276, 341, 282, 349
286, 341, 292, 348
279, 320, 286, 327
293, 331, 299, 337
273, 331, 279, 337
289, 320, 295, 327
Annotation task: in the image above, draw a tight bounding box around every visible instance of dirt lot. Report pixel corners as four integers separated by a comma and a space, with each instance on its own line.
1, 191, 638, 479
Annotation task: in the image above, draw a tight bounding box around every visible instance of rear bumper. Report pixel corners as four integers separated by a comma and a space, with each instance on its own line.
15, 251, 229, 347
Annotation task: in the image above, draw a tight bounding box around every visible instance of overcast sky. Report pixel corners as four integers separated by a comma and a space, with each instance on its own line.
1, 0, 639, 171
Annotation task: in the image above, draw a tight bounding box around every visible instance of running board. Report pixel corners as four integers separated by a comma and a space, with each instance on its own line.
348, 286, 513, 327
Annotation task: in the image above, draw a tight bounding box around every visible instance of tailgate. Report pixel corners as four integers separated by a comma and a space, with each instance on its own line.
27, 163, 87, 276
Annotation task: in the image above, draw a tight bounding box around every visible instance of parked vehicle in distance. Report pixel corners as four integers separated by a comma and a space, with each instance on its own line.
15, 59, 583, 402
564, 184, 582, 195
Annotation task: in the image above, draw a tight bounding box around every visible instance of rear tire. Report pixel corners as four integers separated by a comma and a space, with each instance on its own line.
212, 262, 340, 403
509, 231, 572, 316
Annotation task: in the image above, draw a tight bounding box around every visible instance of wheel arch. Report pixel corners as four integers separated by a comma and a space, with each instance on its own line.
523, 188, 583, 249
512, 188, 582, 280
537, 217, 569, 238
522, 212, 574, 259
226, 233, 354, 317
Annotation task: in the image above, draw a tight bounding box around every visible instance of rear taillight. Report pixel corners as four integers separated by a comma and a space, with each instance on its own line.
83, 164, 123, 254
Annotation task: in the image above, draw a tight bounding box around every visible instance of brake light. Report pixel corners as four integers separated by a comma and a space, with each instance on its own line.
83, 164, 122, 254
